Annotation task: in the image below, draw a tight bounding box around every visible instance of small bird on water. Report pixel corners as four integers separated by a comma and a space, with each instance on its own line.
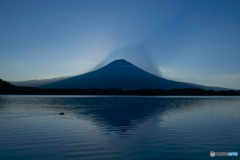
59, 112, 64, 115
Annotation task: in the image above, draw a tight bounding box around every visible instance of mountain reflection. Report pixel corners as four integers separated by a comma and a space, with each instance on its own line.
0, 96, 201, 135
66, 97, 198, 134
79, 104, 158, 132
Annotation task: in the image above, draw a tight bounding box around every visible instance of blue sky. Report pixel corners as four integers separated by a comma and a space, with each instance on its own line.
0, 0, 240, 89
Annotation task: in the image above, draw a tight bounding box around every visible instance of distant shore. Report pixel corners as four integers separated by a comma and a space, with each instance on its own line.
1, 79, 240, 96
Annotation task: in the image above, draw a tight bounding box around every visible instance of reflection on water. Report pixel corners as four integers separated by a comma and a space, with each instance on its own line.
0, 96, 239, 160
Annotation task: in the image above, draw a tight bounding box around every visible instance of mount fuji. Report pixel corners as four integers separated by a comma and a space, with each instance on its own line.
33, 59, 222, 90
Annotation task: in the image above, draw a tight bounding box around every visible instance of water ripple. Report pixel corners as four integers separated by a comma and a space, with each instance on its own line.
0, 96, 239, 160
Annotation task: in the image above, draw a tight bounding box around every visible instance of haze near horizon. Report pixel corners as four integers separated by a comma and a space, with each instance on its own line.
0, 0, 240, 89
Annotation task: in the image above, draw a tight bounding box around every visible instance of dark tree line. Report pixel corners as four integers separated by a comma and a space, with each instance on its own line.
1, 79, 240, 96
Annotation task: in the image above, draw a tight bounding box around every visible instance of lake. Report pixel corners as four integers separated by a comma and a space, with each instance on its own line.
0, 95, 239, 160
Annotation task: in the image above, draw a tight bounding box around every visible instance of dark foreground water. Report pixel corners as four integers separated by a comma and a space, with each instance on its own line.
0, 95, 239, 160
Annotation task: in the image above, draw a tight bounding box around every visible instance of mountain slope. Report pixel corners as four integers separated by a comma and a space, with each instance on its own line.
10, 76, 70, 87
39, 59, 200, 90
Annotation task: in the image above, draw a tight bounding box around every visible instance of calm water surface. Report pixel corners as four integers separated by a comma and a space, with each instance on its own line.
0, 95, 239, 160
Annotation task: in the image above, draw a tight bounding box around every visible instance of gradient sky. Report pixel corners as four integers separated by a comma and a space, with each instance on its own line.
0, 0, 240, 89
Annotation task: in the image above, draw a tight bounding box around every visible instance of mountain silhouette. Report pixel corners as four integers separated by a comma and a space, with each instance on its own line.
39, 59, 205, 90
